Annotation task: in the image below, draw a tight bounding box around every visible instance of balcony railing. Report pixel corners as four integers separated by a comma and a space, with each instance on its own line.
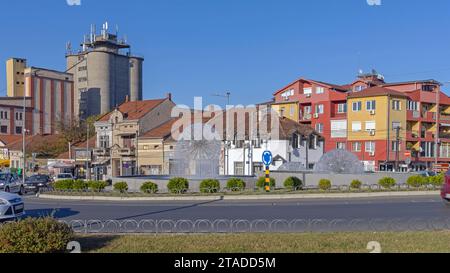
118, 148, 136, 156
301, 114, 312, 121
93, 148, 110, 156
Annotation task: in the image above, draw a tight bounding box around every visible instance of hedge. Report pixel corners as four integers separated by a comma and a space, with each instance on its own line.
88, 181, 107, 192
350, 180, 363, 190
199, 179, 221, 193
72, 180, 88, 191
140, 181, 159, 194
407, 176, 426, 188
284, 177, 303, 189
318, 179, 332, 191
0, 218, 73, 253
167, 177, 189, 194
114, 182, 129, 193
53, 180, 74, 191
226, 178, 246, 191
378, 177, 396, 189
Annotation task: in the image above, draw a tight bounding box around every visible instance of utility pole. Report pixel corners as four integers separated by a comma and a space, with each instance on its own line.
86, 122, 90, 181
395, 126, 401, 172
212, 92, 231, 107
435, 85, 441, 170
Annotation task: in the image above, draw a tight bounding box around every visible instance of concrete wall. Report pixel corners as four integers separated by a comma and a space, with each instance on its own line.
265, 171, 416, 188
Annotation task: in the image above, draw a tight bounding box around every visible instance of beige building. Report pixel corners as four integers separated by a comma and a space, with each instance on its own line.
93, 95, 175, 178
6, 58, 27, 97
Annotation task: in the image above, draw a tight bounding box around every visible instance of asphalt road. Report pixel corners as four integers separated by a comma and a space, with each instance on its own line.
23, 195, 450, 233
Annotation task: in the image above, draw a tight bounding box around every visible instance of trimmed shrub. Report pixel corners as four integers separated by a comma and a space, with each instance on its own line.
53, 179, 74, 191
114, 182, 129, 193
284, 177, 303, 190
140, 181, 159, 194
378, 177, 396, 189
199, 179, 221, 193
167, 177, 189, 194
407, 175, 426, 188
226, 178, 246, 191
0, 217, 73, 253
88, 181, 107, 192
318, 179, 332, 191
350, 180, 363, 190
428, 174, 445, 187
256, 177, 276, 189
72, 180, 88, 191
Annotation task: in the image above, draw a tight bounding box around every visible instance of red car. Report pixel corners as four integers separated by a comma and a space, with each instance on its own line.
441, 170, 450, 204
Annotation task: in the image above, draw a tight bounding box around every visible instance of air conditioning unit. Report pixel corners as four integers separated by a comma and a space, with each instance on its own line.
369, 130, 376, 136
306, 93, 311, 98
370, 110, 376, 115
313, 113, 319, 119
369, 152, 375, 157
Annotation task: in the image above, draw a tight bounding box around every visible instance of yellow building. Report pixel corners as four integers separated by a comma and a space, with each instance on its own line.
271, 101, 299, 122
347, 87, 408, 171
6, 58, 27, 97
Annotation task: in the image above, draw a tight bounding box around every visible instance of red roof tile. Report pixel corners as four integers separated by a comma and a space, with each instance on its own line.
347, 87, 408, 99
98, 98, 168, 122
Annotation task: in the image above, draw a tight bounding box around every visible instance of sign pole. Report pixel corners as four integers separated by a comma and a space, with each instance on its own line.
265, 165, 270, 192
262, 150, 273, 193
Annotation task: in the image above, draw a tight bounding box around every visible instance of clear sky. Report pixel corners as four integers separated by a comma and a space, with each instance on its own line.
1, 0, 450, 106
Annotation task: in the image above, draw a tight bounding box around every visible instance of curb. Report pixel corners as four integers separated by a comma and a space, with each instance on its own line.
38, 191, 440, 202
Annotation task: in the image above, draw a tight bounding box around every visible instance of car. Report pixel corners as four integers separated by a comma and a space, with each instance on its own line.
416, 171, 437, 177
0, 191, 25, 222
24, 175, 52, 194
0, 173, 25, 195
54, 173, 74, 182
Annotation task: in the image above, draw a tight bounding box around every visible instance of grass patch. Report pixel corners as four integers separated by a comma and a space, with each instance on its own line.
78, 232, 450, 253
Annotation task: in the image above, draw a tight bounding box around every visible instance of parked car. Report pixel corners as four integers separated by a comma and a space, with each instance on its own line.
24, 175, 52, 194
0, 191, 24, 222
441, 170, 450, 204
0, 173, 24, 195
416, 171, 437, 177
54, 173, 74, 182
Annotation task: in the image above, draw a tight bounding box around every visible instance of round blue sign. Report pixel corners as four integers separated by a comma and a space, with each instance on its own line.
262, 151, 273, 166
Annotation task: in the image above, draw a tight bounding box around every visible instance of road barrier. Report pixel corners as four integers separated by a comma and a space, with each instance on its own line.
57, 217, 450, 234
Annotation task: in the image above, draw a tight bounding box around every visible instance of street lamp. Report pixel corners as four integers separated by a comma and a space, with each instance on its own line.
212, 92, 231, 107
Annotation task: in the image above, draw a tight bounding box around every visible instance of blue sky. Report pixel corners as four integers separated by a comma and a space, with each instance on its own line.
1, 0, 450, 106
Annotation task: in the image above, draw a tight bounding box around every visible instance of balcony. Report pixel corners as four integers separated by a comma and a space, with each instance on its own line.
440, 113, 450, 122
407, 110, 421, 120
300, 114, 312, 122
93, 148, 110, 157
406, 131, 420, 141
118, 148, 136, 157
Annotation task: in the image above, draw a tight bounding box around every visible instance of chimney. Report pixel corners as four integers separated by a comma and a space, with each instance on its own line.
166, 92, 172, 101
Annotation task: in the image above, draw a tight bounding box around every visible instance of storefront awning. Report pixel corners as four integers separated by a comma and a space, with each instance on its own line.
441, 123, 450, 127
47, 162, 75, 169
92, 159, 110, 166
0, 159, 10, 167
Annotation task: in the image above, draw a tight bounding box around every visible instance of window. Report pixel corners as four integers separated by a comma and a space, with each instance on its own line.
337, 103, 347, 113
252, 138, 262, 149
365, 141, 376, 153
15, 127, 22, 135
352, 142, 362, 152
292, 134, 300, 149
331, 120, 347, 138
355, 85, 365, 92
392, 122, 402, 130
352, 122, 362, 132
316, 87, 325, 94
421, 142, 435, 158
303, 87, 313, 95
234, 162, 244, 176
78, 77, 88, 82
304, 106, 312, 114
99, 136, 110, 149
290, 106, 295, 117
315, 104, 324, 114
235, 140, 245, 149
315, 123, 324, 134
352, 101, 362, 112
281, 89, 294, 100
407, 101, 419, 111
422, 85, 435, 92
78, 66, 87, 72
392, 141, 401, 152
365, 121, 376, 131
309, 135, 318, 150
392, 100, 401, 111
366, 100, 376, 111
336, 142, 346, 150
0, 126, 7, 134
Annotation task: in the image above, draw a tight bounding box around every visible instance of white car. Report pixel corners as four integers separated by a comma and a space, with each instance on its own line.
0, 191, 25, 221
0, 173, 25, 195
54, 173, 74, 181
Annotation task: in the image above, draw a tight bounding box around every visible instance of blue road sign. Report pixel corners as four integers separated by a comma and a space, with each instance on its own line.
262, 151, 273, 166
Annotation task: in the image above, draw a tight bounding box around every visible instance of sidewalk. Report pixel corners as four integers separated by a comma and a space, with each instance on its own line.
38, 190, 441, 202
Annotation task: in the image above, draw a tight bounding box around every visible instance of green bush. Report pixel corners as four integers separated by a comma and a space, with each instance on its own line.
53, 179, 74, 191
0, 217, 73, 253
428, 174, 445, 187
72, 180, 88, 191
350, 180, 363, 190
140, 181, 159, 194
318, 179, 332, 191
256, 177, 276, 189
284, 177, 303, 189
199, 179, 221, 193
407, 176, 426, 188
378, 177, 396, 189
167, 177, 189, 194
226, 178, 246, 191
113, 182, 129, 193
88, 181, 107, 192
